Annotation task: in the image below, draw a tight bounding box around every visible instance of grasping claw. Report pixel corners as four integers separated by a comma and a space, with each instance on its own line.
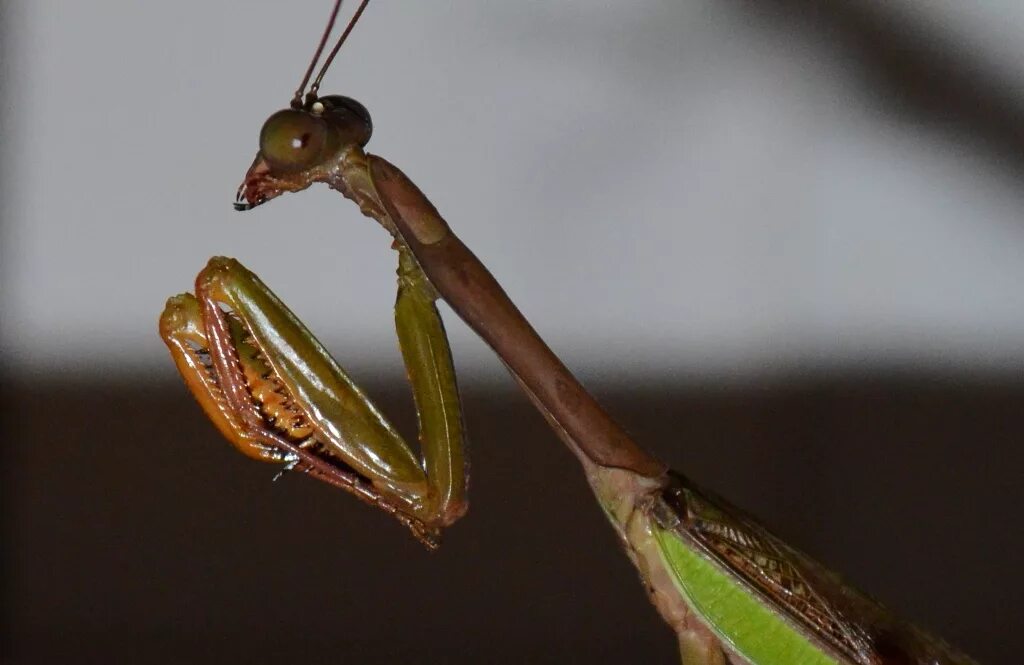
160, 256, 467, 549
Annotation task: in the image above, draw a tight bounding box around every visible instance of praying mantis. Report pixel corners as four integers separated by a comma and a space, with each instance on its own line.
159, 2, 981, 663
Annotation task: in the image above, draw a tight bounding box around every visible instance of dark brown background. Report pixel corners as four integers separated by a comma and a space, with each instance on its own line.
5, 372, 1021, 663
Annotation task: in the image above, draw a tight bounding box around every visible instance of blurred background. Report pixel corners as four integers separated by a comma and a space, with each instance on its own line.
3, 1, 1023, 662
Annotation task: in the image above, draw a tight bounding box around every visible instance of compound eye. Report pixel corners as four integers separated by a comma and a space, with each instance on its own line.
259, 109, 328, 173
319, 95, 373, 147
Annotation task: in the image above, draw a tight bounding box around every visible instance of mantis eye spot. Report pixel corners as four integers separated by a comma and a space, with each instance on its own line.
259, 109, 329, 174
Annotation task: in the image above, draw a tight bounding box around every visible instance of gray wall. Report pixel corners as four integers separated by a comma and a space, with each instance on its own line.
5, 0, 1024, 380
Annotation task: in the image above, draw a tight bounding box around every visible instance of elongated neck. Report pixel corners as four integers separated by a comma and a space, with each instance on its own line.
365, 154, 666, 479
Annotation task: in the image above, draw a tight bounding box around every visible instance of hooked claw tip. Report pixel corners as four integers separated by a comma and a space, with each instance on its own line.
234, 182, 266, 211
234, 185, 250, 211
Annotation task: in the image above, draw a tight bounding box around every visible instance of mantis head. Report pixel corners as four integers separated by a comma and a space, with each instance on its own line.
235, 0, 375, 211
235, 95, 372, 210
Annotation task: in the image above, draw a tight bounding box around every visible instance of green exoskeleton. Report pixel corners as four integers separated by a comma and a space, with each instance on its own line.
159, 249, 465, 548
160, 2, 980, 663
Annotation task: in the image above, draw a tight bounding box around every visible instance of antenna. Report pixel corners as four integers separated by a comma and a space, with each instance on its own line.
291, 0, 372, 109
310, 0, 371, 99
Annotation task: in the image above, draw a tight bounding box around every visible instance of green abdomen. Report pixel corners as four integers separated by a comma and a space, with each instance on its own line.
651, 476, 978, 665
655, 524, 841, 664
